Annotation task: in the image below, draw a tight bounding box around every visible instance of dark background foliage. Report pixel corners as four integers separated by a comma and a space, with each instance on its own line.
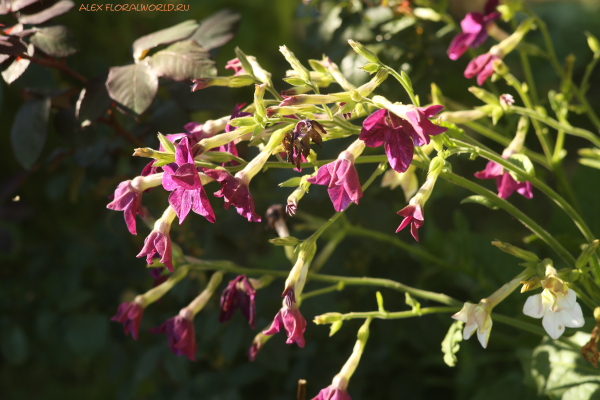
2, 0, 600, 399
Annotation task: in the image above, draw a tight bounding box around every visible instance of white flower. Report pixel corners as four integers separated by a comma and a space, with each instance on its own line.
380, 165, 418, 200
452, 302, 493, 348
522, 287, 584, 339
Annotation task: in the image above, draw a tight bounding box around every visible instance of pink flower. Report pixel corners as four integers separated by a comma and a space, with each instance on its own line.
221, 103, 252, 166
107, 180, 142, 235
204, 169, 262, 222
247, 340, 262, 362
263, 289, 307, 347
111, 302, 144, 340
475, 160, 533, 199
396, 204, 425, 242
162, 137, 215, 224
307, 151, 362, 212
359, 108, 446, 173
464, 53, 500, 86
312, 386, 352, 400
447, 0, 501, 60
137, 229, 173, 272
219, 275, 256, 328
150, 312, 197, 361
225, 57, 246, 76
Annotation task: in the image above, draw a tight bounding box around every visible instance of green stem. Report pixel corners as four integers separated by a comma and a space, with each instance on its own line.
517, 48, 539, 105
412, 159, 577, 268
337, 306, 458, 320
581, 56, 599, 94
311, 230, 347, 273
451, 139, 595, 245
463, 121, 550, 169
345, 225, 454, 269
300, 283, 344, 302
509, 106, 600, 147
492, 313, 580, 350
570, 283, 599, 310
183, 258, 462, 306
385, 67, 419, 106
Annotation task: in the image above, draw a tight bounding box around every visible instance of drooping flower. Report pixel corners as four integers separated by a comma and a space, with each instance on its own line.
474, 159, 533, 199
523, 270, 584, 339
312, 386, 352, 400
111, 301, 144, 340
396, 203, 425, 242
447, 0, 501, 60
107, 180, 143, 235
225, 57, 246, 76
248, 331, 271, 362
137, 207, 176, 272
282, 119, 327, 171
219, 275, 256, 328
204, 169, 261, 222
464, 53, 500, 86
307, 140, 364, 212
263, 289, 307, 347
359, 107, 446, 174
150, 310, 198, 361
452, 302, 493, 348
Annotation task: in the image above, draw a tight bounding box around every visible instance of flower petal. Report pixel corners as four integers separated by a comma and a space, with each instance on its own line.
542, 309, 566, 339
523, 294, 544, 319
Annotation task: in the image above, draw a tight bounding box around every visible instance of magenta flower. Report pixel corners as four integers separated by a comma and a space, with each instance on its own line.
204, 169, 261, 222
396, 204, 425, 242
359, 108, 446, 173
307, 151, 362, 212
464, 53, 500, 86
475, 160, 533, 199
312, 386, 352, 400
225, 57, 246, 76
219, 275, 256, 328
447, 0, 501, 60
162, 137, 215, 224
263, 289, 307, 347
111, 302, 144, 340
221, 103, 252, 166
138, 229, 173, 272
149, 267, 168, 288
150, 312, 197, 361
248, 340, 262, 362
107, 180, 142, 235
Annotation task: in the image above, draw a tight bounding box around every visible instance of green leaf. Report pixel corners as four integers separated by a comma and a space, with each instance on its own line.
75, 73, 112, 126
106, 63, 158, 116
460, 195, 500, 210
30, 25, 78, 58
149, 40, 216, 81
1, 325, 29, 365
191, 9, 240, 51
441, 320, 463, 367
11, 97, 50, 169
2, 43, 33, 84
234, 47, 255, 78
524, 332, 600, 399
283, 77, 307, 87
18, 0, 74, 24
506, 153, 535, 181
132, 19, 198, 61
157, 133, 176, 153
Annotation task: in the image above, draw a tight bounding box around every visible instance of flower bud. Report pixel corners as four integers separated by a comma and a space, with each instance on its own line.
491, 241, 539, 262
469, 87, 500, 105
269, 236, 301, 246
576, 240, 600, 270
280, 45, 311, 83
348, 39, 380, 64
314, 312, 343, 325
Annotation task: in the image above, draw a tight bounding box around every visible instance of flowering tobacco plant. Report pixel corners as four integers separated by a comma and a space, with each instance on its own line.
26, 1, 595, 397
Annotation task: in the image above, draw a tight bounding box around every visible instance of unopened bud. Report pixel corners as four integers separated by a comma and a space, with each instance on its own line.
492, 241, 539, 262
469, 87, 500, 105
576, 240, 600, 270
314, 312, 343, 325
269, 236, 301, 246
360, 62, 380, 74
348, 39, 380, 64
520, 276, 542, 293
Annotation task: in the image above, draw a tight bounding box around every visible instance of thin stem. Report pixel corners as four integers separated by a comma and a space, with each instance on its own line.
337, 306, 458, 320
20, 54, 88, 84
411, 159, 577, 268
184, 258, 462, 306
518, 50, 539, 105
300, 283, 343, 301
385, 67, 418, 106
451, 139, 595, 245
581, 56, 599, 94
463, 121, 550, 169
345, 225, 454, 269
311, 230, 347, 273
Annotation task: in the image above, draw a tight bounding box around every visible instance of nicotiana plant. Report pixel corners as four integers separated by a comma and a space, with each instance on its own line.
5, 0, 600, 398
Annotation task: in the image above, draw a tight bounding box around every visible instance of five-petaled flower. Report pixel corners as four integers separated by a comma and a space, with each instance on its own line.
474, 159, 533, 199
263, 289, 307, 347
225, 57, 246, 76
396, 203, 425, 241
162, 137, 215, 224
150, 309, 197, 361
219, 275, 256, 328
107, 180, 143, 235
307, 141, 364, 212
447, 0, 501, 60
359, 107, 446, 174
111, 301, 144, 340
452, 302, 493, 348
523, 270, 584, 339
204, 169, 262, 222
464, 53, 500, 86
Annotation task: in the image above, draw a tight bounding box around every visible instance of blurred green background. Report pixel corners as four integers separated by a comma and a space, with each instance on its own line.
2, 0, 600, 399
